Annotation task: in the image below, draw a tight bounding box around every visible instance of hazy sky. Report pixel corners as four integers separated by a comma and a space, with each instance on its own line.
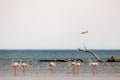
0, 0, 120, 49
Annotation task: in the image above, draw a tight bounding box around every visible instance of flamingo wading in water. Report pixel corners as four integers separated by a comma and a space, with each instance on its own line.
49, 61, 56, 74
76, 62, 82, 74
89, 59, 99, 74
19, 59, 28, 76
71, 60, 77, 74
11, 59, 21, 76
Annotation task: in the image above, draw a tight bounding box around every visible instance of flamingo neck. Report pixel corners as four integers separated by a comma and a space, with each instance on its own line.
19, 59, 22, 65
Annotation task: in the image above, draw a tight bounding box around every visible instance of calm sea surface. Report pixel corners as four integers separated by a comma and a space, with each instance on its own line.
0, 50, 120, 76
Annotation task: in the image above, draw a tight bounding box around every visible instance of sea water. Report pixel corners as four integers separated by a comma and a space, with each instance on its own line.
0, 49, 120, 76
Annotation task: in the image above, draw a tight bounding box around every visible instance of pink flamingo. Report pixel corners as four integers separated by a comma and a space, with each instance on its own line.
20, 59, 28, 76
91, 62, 98, 74
11, 59, 21, 76
89, 59, 99, 74
49, 61, 56, 75
76, 63, 82, 74
71, 60, 77, 74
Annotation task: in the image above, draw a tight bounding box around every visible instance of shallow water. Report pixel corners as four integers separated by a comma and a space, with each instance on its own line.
0, 50, 120, 76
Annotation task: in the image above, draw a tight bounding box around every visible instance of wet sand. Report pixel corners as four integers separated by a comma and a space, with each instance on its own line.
0, 74, 120, 80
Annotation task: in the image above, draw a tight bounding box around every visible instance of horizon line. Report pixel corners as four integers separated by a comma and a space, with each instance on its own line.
0, 48, 120, 50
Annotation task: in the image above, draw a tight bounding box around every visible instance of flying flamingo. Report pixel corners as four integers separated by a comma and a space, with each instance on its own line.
89, 59, 99, 74
81, 30, 88, 34
19, 59, 28, 76
76, 63, 82, 74
49, 61, 56, 75
11, 59, 21, 76
71, 60, 77, 74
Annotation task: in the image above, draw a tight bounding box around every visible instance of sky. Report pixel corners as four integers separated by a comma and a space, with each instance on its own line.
0, 0, 120, 49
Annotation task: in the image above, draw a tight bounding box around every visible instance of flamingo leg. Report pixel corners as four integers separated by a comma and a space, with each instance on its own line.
93, 66, 97, 74
50, 66, 53, 75
72, 66, 75, 74
95, 67, 97, 74
77, 67, 80, 74
23, 67, 26, 76
14, 67, 16, 76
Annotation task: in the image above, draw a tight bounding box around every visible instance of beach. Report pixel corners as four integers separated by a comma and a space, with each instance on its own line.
0, 74, 120, 80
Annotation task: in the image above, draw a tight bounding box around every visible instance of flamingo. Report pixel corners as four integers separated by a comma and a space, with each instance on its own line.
71, 60, 77, 74
81, 30, 88, 34
19, 59, 28, 76
91, 62, 98, 74
88, 59, 99, 74
76, 63, 82, 74
49, 61, 56, 74
11, 59, 21, 76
